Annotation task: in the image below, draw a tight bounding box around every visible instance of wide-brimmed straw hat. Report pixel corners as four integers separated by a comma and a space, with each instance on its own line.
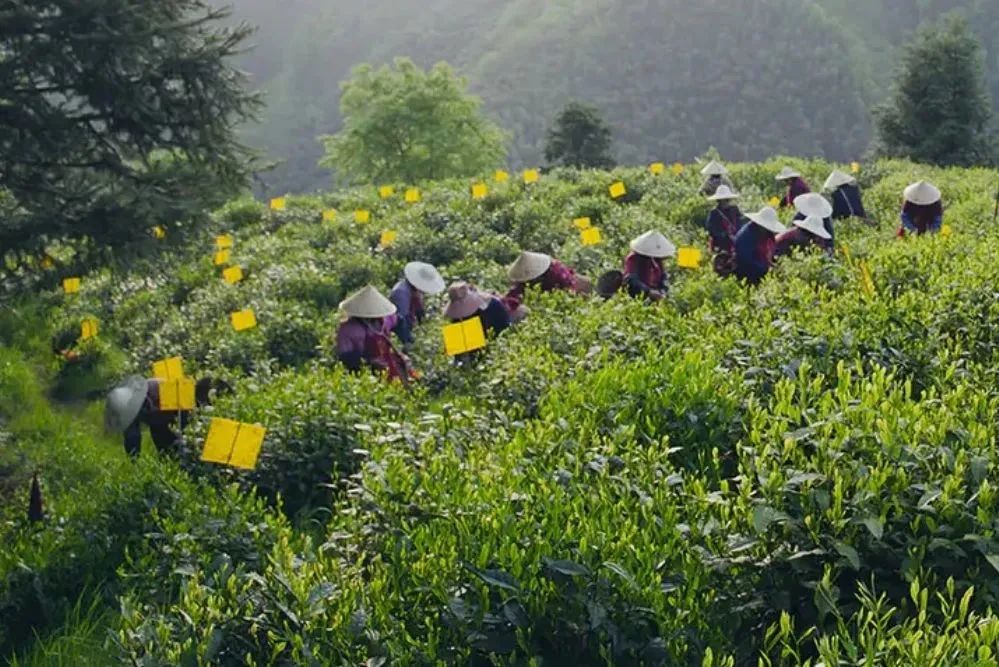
104, 376, 148, 433
708, 185, 740, 201
630, 230, 677, 259
444, 282, 487, 320
340, 285, 397, 319
903, 181, 942, 206
700, 160, 728, 176
508, 251, 553, 282
775, 166, 801, 180
794, 215, 832, 240
793, 193, 833, 219
746, 207, 788, 234
404, 262, 446, 294
823, 170, 856, 191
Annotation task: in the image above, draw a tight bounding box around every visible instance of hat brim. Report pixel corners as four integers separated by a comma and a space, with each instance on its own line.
904, 184, 942, 206
508, 254, 553, 282
707, 190, 740, 201
794, 219, 832, 240
630, 240, 677, 259
446, 296, 486, 320
404, 263, 446, 294
747, 215, 786, 234
794, 195, 833, 219
104, 376, 148, 433
776, 171, 801, 180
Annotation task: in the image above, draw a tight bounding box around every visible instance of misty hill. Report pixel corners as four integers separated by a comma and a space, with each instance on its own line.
225, 0, 998, 194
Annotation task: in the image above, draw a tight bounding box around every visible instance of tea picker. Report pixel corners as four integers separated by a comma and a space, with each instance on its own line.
734, 207, 787, 285
104, 376, 231, 458
704, 185, 745, 277
622, 231, 676, 301
793, 193, 835, 245
898, 181, 943, 237
389, 262, 446, 347
503, 251, 591, 319
824, 170, 870, 224
775, 166, 811, 208
337, 285, 413, 383
699, 160, 735, 196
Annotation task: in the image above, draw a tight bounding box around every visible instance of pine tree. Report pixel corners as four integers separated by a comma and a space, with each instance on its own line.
544, 102, 616, 169
874, 16, 994, 166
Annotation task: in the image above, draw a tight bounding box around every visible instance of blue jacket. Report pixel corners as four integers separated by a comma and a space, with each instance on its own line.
830, 184, 866, 220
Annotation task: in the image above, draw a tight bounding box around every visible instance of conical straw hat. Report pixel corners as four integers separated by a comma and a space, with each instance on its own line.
508, 251, 552, 282
823, 170, 856, 191
700, 160, 728, 176
340, 285, 397, 319
707, 185, 740, 201
104, 376, 148, 433
630, 230, 677, 259
775, 166, 801, 180
444, 282, 487, 320
746, 207, 787, 234
794, 215, 832, 240
793, 193, 833, 218
404, 262, 446, 294
903, 181, 941, 206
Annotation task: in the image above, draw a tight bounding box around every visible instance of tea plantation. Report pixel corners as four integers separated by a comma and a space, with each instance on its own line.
2, 158, 999, 665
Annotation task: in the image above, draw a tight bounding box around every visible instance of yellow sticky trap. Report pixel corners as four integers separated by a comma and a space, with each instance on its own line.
769, 196, 781, 208
322, 209, 337, 223
213, 249, 230, 266
677, 247, 703, 269
573, 217, 592, 230
405, 188, 421, 203
494, 170, 509, 183
380, 230, 398, 247
269, 197, 286, 211
215, 234, 234, 250
581, 228, 603, 246
523, 169, 539, 184
152, 226, 167, 240
671, 163, 684, 175
443, 318, 487, 356
940, 224, 952, 238
201, 418, 265, 470
354, 210, 370, 224
80, 318, 99, 340
609, 182, 627, 199
378, 185, 395, 199
851, 162, 861, 174
159, 378, 196, 411
201, 418, 240, 465
223, 266, 244, 285
231, 309, 257, 332
152, 356, 184, 381
649, 163, 665, 175
471, 183, 488, 199
63, 277, 81, 294
229, 424, 266, 470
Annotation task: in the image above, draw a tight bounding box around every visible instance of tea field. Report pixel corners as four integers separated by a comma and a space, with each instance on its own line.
2, 158, 999, 665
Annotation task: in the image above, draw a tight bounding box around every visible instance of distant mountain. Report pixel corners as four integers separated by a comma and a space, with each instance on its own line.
219, 0, 997, 194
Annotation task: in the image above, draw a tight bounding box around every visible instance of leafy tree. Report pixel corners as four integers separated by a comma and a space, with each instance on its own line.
0, 0, 260, 267
874, 16, 994, 166
319, 59, 507, 184
544, 102, 615, 169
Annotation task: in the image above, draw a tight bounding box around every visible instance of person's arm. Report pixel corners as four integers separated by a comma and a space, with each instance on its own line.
706, 211, 731, 248
900, 207, 917, 234
123, 419, 142, 458
392, 315, 413, 346
337, 323, 366, 372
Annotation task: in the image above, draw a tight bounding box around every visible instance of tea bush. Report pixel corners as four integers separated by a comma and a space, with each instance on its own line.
6, 158, 999, 664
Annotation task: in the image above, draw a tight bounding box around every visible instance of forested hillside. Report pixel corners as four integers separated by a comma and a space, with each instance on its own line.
223, 0, 999, 194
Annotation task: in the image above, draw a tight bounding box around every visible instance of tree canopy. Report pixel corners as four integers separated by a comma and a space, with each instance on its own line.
875, 16, 994, 166
0, 0, 260, 265
544, 102, 615, 169
318, 59, 507, 185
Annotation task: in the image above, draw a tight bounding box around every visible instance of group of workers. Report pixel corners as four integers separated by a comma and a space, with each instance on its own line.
331, 162, 945, 378
104, 162, 947, 451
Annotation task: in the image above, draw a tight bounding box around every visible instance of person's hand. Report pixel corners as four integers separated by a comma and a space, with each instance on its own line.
649, 290, 665, 302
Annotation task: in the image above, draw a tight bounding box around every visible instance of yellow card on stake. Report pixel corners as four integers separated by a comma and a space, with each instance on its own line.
223, 266, 244, 285
322, 209, 337, 223
494, 170, 509, 183
354, 210, 371, 224
380, 230, 398, 247
201, 418, 265, 470
649, 163, 665, 175
443, 318, 487, 356
269, 197, 286, 211
677, 247, 703, 269
609, 182, 627, 199
523, 169, 539, 184
159, 378, 196, 411
152, 356, 184, 381
471, 183, 488, 199
405, 188, 421, 203
581, 228, 603, 246
213, 249, 230, 266
215, 234, 234, 249
378, 185, 395, 199
80, 318, 99, 340
63, 277, 81, 294
573, 217, 592, 230
231, 309, 257, 332
671, 163, 684, 175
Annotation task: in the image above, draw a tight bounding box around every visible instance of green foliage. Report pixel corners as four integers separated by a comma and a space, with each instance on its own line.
875, 16, 995, 166
544, 101, 616, 169
0, 0, 260, 267
7, 158, 999, 665
319, 59, 508, 184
